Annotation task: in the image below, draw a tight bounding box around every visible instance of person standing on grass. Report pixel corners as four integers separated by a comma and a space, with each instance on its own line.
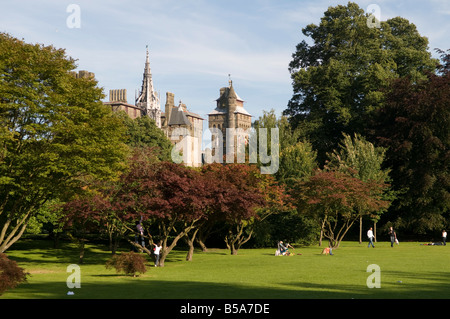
153, 241, 162, 267
388, 227, 397, 247
442, 230, 447, 246
367, 227, 375, 248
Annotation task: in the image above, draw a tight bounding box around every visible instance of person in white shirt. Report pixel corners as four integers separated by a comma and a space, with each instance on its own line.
153, 241, 162, 267
443, 230, 447, 246
367, 227, 375, 248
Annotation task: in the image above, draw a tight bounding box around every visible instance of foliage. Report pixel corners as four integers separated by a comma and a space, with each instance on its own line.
201, 163, 288, 254
283, 2, 439, 163
327, 133, 389, 182
119, 113, 173, 161
278, 141, 317, 187
105, 251, 147, 277
0, 253, 29, 295
292, 169, 390, 247
251, 210, 320, 247
252, 110, 318, 244
0, 33, 129, 252
110, 151, 212, 266
253, 110, 317, 186
326, 133, 394, 222
369, 50, 450, 233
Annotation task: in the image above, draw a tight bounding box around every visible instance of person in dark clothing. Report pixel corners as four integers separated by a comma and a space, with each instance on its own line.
388, 227, 397, 247
135, 216, 145, 248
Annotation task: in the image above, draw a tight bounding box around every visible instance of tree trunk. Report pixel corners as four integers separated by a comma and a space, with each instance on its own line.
0, 211, 32, 253
184, 228, 199, 261
52, 232, 60, 249
111, 235, 120, 255
359, 216, 362, 244
374, 221, 377, 242
319, 218, 326, 247
196, 237, 208, 252
157, 221, 197, 267
78, 240, 86, 264
230, 243, 238, 255
109, 232, 113, 253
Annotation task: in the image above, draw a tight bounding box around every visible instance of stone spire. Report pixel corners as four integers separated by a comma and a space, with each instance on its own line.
136, 46, 161, 127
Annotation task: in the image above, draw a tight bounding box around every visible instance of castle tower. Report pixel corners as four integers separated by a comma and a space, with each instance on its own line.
208, 80, 252, 159
136, 47, 161, 128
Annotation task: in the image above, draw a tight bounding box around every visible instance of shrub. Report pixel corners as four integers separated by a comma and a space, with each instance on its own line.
0, 253, 29, 295
106, 252, 147, 277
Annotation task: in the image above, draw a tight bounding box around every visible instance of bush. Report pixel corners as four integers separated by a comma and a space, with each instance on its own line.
106, 252, 147, 277
0, 253, 29, 295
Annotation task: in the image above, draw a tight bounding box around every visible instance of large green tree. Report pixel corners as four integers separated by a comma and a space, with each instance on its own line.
0, 33, 129, 252
284, 2, 439, 163
370, 50, 450, 234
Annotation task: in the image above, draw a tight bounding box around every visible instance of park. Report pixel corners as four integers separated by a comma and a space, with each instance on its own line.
0, 2, 449, 309
2, 237, 450, 299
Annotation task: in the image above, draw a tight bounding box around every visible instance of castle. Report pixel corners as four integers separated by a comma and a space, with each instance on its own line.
103, 48, 252, 166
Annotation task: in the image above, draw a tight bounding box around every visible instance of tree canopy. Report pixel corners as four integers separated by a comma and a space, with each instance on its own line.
0, 33, 129, 252
284, 2, 439, 163
369, 50, 450, 233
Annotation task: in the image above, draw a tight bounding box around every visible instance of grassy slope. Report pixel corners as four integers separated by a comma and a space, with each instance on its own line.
2, 239, 450, 299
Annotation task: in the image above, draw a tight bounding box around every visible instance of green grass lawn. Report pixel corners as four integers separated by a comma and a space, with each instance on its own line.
2, 239, 450, 299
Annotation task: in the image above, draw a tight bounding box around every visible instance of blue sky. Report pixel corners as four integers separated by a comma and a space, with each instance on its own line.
1, 0, 449, 124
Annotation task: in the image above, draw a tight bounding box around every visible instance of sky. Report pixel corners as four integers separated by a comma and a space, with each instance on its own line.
1, 0, 449, 126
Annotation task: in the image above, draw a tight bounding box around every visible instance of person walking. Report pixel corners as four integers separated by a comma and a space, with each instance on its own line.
367, 227, 375, 248
442, 230, 447, 246
388, 226, 397, 247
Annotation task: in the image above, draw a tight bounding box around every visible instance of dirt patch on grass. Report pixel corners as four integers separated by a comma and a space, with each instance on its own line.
28, 269, 57, 274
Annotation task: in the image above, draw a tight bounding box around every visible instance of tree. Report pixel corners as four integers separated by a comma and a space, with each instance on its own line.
369, 50, 450, 234
105, 251, 147, 277
114, 156, 209, 267
277, 141, 317, 187
120, 113, 173, 161
0, 253, 29, 295
62, 193, 108, 263
253, 109, 317, 186
252, 110, 318, 246
0, 33, 129, 252
284, 2, 439, 163
326, 133, 393, 242
292, 170, 390, 247
201, 163, 288, 255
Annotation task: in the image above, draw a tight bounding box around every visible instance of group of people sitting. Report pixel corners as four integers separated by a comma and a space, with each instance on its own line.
275, 241, 296, 256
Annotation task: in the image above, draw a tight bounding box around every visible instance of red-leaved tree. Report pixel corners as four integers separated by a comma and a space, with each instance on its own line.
114, 156, 210, 266
292, 169, 390, 247
201, 163, 288, 255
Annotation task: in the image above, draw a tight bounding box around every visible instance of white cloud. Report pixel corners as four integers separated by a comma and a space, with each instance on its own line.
1, 0, 449, 121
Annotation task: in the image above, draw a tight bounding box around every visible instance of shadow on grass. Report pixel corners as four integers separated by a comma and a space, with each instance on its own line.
6, 269, 450, 300
5, 240, 450, 300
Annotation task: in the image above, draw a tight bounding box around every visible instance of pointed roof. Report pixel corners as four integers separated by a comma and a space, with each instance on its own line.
209, 80, 250, 116
215, 80, 244, 103
168, 105, 191, 126
135, 46, 159, 111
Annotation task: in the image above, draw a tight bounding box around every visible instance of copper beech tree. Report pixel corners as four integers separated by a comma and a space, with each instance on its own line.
201, 163, 289, 255
292, 169, 390, 248
62, 144, 289, 263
